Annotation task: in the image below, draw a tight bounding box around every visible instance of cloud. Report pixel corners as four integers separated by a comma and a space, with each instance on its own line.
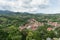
30, 0, 49, 5
0, 0, 50, 12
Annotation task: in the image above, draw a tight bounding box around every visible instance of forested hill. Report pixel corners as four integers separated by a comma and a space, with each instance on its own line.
0, 10, 60, 40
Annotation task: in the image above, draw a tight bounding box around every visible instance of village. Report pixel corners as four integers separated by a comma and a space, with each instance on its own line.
19, 18, 60, 31
19, 18, 60, 40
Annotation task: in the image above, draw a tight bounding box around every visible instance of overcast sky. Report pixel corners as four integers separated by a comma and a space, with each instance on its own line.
0, 0, 60, 13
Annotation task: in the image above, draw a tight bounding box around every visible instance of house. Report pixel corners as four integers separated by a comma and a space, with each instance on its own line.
47, 27, 53, 31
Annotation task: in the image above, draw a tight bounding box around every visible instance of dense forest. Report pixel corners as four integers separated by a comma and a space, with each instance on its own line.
0, 12, 60, 40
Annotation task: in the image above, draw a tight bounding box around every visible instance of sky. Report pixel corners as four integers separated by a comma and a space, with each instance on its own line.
0, 0, 60, 13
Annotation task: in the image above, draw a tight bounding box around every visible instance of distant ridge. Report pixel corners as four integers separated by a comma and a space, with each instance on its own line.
0, 10, 60, 15
0, 10, 14, 14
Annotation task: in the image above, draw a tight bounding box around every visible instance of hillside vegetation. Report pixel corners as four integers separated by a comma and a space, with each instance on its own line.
0, 12, 60, 40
